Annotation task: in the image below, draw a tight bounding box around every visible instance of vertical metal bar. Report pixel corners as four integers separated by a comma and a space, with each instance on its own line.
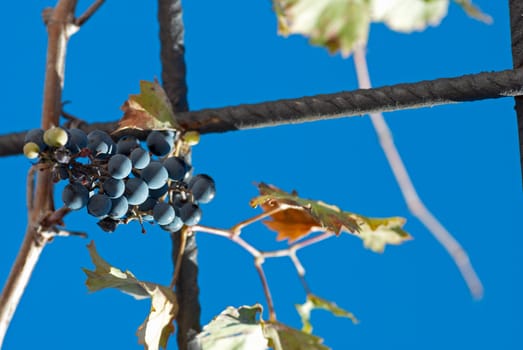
509, 0, 523, 186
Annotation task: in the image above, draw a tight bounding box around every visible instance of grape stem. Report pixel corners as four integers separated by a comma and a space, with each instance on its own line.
0, 1, 104, 346
191, 214, 335, 322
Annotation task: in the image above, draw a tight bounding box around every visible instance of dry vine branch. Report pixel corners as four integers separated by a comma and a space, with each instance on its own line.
0, 0, 103, 346
352, 47, 483, 299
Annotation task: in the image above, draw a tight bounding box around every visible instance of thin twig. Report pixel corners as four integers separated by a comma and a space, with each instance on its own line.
353, 46, 483, 299
289, 251, 311, 294
230, 206, 286, 236
74, 0, 105, 26
254, 257, 277, 321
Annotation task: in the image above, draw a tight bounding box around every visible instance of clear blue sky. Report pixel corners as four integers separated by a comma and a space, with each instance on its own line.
0, 1, 521, 349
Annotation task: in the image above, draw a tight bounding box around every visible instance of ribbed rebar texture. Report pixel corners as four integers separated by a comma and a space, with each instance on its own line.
158, 1, 201, 349
509, 0, 523, 187
2, 69, 523, 157
176, 69, 523, 133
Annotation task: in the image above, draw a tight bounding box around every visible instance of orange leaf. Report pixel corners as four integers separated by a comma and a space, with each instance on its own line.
262, 205, 322, 242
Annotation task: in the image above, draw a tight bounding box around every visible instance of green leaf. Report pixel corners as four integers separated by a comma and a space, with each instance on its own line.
251, 183, 360, 238
83, 241, 177, 350
116, 80, 181, 133
350, 215, 412, 253
273, 0, 371, 57
263, 322, 329, 350
190, 304, 269, 350
370, 0, 449, 32
296, 294, 358, 334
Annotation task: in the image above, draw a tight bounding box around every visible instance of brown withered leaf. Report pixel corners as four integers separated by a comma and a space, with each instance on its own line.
115, 80, 181, 133
261, 204, 321, 242
251, 183, 360, 241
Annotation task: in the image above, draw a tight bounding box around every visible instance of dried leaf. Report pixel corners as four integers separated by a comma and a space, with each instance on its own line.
273, 0, 491, 57
453, 0, 492, 24
273, 0, 371, 57
251, 183, 360, 241
116, 80, 181, 133
190, 304, 268, 350
370, 0, 449, 32
83, 241, 177, 350
261, 205, 321, 242
350, 215, 412, 253
296, 294, 358, 334
263, 321, 329, 350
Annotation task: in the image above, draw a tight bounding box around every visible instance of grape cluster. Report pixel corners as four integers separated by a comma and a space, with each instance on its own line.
24, 126, 215, 232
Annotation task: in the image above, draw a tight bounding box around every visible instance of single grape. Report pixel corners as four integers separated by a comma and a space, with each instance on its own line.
43, 126, 69, 147
160, 216, 184, 232
23, 142, 40, 159
152, 202, 176, 225
62, 182, 89, 210
146, 130, 173, 156
149, 183, 169, 199
163, 156, 188, 181
103, 178, 125, 198
138, 197, 157, 212
87, 193, 112, 218
87, 130, 115, 158
109, 196, 129, 219
141, 161, 168, 190
124, 178, 149, 205
188, 174, 216, 204
66, 128, 88, 153
24, 129, 47, 151
130, 147, 150, 170
179, 202, 202, 226
116, 135, 139, 155
108, 154, 132, 180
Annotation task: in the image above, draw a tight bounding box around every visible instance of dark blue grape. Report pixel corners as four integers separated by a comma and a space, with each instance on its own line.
124, 178, 149, 205
138, 197, 157, 211
116, 135, 139, 155
66, 128, 88, 153
62, 182, 89, 210
108, 154, 132, 179
130, 147, 150, 170
179, 202, 202, 226
160, 217, 184, 232
87, 130, 115, 158
103, 178, 125, 198
109, 196, 129, 219
149, 183, 169, 199
163, 157, 188, 181
24, 128, 47, 151
152, 202, 176, 225
146, 131, 173, 156
141, 161, 168, 189
87, 193, 112, 218
188, 174, 216, 204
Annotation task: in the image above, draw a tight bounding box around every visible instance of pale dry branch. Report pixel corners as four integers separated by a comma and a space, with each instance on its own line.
353, 46, 483, 299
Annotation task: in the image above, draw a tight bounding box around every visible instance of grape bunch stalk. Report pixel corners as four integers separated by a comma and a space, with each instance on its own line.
23, 126, 215, 233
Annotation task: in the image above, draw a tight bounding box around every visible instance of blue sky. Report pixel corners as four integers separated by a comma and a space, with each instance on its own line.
0, 1, 521, 349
